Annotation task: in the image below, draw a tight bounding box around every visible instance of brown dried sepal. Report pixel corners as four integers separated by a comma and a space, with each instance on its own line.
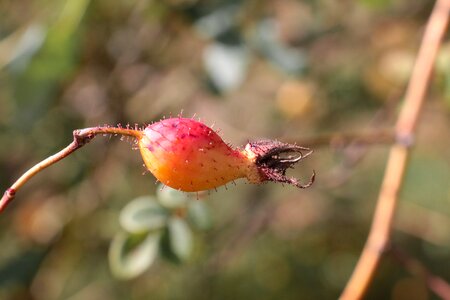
247, 140, 315, 188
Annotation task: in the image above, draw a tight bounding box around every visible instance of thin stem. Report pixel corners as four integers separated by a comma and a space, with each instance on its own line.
0, 126, 142, 213
340, 1, 450, 299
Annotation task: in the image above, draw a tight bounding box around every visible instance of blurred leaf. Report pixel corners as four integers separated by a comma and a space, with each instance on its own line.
188, 200, 212, 230
0, 24, 46, 71
13, 0, 90, 128
119, 196, 168, 234
30, 0, 90, 80
253, 19, 306, 75
167, 217, 193, 262
203, 42, 249, 93
108, 231, 160, 280
195, 4, 239, 39
157, 184, 189, 209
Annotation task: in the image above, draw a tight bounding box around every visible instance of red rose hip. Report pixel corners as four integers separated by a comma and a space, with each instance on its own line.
138, 118, 314, 192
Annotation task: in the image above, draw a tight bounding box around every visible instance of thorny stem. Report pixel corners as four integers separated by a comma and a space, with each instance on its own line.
0, 126, 142, 213
340, 0, 450, 299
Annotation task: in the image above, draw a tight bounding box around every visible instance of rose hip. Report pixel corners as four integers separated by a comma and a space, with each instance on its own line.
138, 118, 314, 192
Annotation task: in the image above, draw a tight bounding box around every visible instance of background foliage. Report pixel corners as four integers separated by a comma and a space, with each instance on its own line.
1, 0, 449, 299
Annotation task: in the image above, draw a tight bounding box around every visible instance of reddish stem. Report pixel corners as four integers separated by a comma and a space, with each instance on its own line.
0, 126, 142, 213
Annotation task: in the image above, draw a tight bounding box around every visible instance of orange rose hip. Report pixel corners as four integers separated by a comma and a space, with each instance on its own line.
138, 118, 315, 192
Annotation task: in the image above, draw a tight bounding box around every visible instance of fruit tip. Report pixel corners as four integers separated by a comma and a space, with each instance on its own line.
244, 139, 315, 189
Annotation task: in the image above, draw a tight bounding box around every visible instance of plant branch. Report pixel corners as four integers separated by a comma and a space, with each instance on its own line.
340, 1, 450, 299
389, 246, 450, 300
294, 130, 395, 148
0, 126, 142, 213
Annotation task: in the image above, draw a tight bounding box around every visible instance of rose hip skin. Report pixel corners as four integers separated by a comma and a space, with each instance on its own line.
138, 118, 314, 192
139, 118, 256, 191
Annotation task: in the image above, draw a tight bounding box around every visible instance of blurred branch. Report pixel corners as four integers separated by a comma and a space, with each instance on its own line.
0, 127, 142, 213
340, 0, 450, 299
321, 130, 393, 188
295, 130, 394, 188
294, 130, 395, 148
388, 246, 450, 300
309, 107, 397, 188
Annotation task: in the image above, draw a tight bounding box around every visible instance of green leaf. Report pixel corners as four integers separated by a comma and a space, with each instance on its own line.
119, 196, 168, 234
157, 184, 189, 209
167, 217, 193, 262
0, 24, 46, 71
188, 200, 212, 230
108, 232, 160, 280
13, 0, 91, 129
203, 42, 250, 92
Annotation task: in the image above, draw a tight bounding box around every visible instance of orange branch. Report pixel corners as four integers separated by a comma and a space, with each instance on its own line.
340, 0, 450, 299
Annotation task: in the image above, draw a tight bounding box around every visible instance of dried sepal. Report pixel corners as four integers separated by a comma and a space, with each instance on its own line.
245, 140, 315, 188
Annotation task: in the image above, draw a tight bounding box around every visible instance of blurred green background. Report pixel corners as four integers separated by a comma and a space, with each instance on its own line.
1, 0, 449, 299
